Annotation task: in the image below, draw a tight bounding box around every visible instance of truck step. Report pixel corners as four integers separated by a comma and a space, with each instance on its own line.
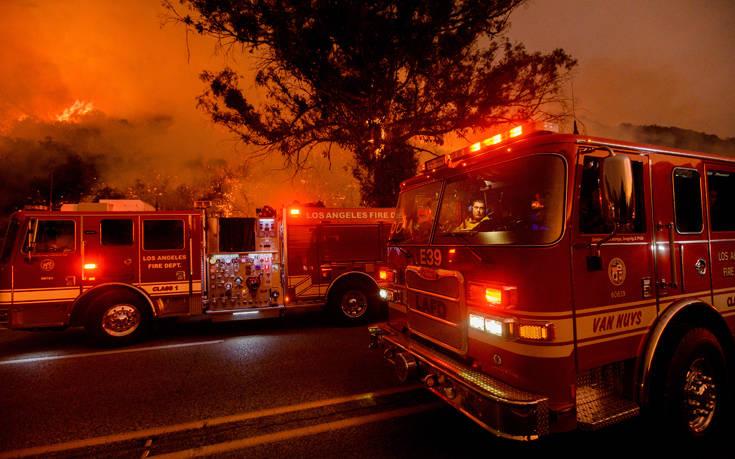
576, 364, 640, 430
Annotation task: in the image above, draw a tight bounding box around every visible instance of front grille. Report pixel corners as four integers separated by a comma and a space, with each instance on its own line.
405, 266, 466, 353
405, 270, 460, 297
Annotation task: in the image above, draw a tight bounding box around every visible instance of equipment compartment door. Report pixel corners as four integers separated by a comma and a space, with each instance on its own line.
705, 163, 735, 319
316, 224, 382, 295
140, 216, 192, 315
571, 150, 656, 370
285, 224, 320, 300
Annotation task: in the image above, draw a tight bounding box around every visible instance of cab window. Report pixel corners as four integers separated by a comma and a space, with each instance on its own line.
579, 156, 645, 234
24, 220, 75, 253
673, 168, 703, 234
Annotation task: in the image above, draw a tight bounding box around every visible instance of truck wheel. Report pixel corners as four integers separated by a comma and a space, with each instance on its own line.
331, 280, 375, 325
660, 327, 728, 440
85, 291, 150, 347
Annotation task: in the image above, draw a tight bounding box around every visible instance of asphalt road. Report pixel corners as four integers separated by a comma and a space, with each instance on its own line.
0, 311, 728, 458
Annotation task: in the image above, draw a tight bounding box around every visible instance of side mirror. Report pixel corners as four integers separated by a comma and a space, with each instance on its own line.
600, 149, 635, 226
25, 219, 37, 262
587, 149, 636, 272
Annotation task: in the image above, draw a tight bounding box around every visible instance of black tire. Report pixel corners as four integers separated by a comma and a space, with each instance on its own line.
329, 279, 376, 325
658, 327, 728, 441
85, 291, 151, 347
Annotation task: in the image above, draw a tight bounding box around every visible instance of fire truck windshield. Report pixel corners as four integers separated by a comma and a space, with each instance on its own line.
435, 154, 565, 245
389, 182, 442, 244
1, 216, 19, 263
390, 154, 566, 246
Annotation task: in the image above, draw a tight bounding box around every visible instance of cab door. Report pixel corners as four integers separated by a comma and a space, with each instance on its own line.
650, 157, 711, 304
81, 215, 138, 285
12, 215, 81, 327
571, 149, 656, 370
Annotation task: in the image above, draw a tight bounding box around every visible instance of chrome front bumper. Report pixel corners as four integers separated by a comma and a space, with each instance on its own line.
369, 324, 550, 440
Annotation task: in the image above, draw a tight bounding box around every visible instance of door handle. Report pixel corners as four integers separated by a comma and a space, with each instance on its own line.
657, 222, 678, 289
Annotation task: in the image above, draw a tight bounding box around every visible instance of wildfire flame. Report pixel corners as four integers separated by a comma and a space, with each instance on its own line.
56, 100, 94, 122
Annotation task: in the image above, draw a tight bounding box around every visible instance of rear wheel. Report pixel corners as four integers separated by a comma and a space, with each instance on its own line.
659, 327, 728, 440
330, 280, 376, 325
85, 291, 150, 347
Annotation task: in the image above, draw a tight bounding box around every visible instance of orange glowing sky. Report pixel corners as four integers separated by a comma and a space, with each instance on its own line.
0, 0, 229, 145
510, 0, 735, 139
0, 0, 733, 210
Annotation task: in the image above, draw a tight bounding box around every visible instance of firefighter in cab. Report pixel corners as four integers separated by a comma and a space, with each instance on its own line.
455, 198, 494, 231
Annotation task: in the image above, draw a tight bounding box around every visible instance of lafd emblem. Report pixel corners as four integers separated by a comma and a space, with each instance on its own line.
40, 258, 55, 272
608, 257, 626, 286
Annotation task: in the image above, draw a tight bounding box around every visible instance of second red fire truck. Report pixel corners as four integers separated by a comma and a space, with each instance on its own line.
0, 202, 393, 346
370, 121, 734, 441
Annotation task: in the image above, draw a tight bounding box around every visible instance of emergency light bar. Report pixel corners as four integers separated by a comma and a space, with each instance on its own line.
421, 155, 448, 172
419, 121, 557, 172
448, 121, 559, 165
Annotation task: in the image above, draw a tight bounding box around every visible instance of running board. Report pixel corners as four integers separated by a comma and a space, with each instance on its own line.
576, 363, 640, 430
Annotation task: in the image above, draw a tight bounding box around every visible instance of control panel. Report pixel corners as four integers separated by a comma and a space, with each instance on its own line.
206, 252, 282, 309
256, 218, 278, 253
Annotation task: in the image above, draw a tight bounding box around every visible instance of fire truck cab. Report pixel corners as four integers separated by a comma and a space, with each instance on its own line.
0, 201, 202, 346
370, 122, 734, 441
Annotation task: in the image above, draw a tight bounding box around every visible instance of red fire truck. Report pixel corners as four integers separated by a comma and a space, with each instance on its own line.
369, 121, 734, 441
0, 200, 393, 346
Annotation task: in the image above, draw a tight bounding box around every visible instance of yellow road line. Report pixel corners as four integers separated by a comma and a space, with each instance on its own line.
154, 402, 443, 458
0, 340, 225, 365
0, 385, 423, 458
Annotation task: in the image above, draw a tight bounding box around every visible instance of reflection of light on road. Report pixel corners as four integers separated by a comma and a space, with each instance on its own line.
0, 385, 426, 458
0, 340, 224, 365
157, 403, 444, 458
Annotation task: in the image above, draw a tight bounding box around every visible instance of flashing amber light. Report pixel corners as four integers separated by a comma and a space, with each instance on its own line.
285, 296, 290, 303
450, 121, 559, 163
485, 134, 502, 145
485, 287, 503, 305
449, 249, 456, 254
290, 208, 300, 216
378, 269, 395, 282
518, 323, 552, 341
84, 263, 97, 270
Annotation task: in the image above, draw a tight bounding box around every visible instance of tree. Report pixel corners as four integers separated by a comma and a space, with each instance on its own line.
0, 136, 101, 213
167, 0, 576, 206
